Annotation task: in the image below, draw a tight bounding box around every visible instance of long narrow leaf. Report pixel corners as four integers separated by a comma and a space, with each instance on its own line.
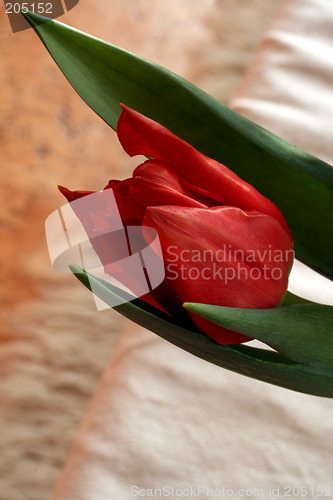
185, 303, 333, 373
24, 12, 333, 279
69, 265, 333, 398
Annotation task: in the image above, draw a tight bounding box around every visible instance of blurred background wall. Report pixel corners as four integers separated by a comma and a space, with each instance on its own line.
0, 1, 279, 498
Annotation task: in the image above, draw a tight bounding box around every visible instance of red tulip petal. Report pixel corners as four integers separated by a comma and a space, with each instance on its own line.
144, 205, 293, 344
107, 179, 146, 226
129, 159, 207, 208
59, 185, 161, 304
117, 105, 291, 239
58, 185, 95, 202
59, 185, 128, 265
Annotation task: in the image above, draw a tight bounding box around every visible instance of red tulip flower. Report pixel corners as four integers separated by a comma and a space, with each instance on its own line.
59, 105, 294, 344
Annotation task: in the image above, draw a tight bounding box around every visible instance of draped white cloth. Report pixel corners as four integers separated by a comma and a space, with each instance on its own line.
51, 1, 333, 498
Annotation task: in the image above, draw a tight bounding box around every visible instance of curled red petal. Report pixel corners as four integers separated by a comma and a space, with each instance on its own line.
117, 104, 292, 239
58, 185, 95, 202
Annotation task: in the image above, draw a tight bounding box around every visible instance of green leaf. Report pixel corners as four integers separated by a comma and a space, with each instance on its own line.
23, 12, 333, 279
184, 303, 333, 373
69, 265, 333, 398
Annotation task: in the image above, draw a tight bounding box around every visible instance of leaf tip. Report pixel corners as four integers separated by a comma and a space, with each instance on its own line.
68, 263, 84, 275
21, 9, 54, 29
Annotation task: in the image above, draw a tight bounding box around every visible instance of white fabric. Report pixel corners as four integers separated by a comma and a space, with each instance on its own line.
51, 1, 333, 499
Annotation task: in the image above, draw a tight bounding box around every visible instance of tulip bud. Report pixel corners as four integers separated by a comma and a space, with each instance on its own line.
60, 105, 293, 344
